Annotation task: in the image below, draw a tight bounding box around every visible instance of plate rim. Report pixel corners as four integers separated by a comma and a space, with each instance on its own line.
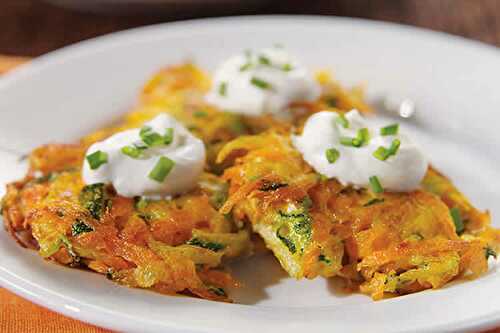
1, 14, 500, 333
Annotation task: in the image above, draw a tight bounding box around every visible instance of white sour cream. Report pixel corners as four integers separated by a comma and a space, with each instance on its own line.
206, 47, 321, 117
82, 114, 205, 198
292, 110, 428, 192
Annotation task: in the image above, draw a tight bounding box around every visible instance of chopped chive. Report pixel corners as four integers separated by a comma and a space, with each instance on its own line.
86, 150, 108, 170
148, 156, 175, 183
373, 139, 401, 161
140, 126, 164, 147
163, 128, 174, 145
187, 238, 225, 252
373, 146, 389, 161
388, 139, 401, 155
282, 63, 293, 71
193, 110, 208, 118
239, 62, 252, 71
258, 55, 271, 65
325, 148, 340, 164
369, 176, 384, 193
381, 123, 399, 136
335, 113, 349, 128
121, 145, 143, 159
250, 77, 272, 90
340, 136, 362, 148
218, 82, 227, 96
134, 196, 148, 210
450, 207, 464, 235
356, 128, 370, 146
363, 197, 385, 207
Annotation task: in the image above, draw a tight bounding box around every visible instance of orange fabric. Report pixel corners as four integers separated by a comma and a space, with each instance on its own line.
0, 55, 29, 74
0, 287, 112, 332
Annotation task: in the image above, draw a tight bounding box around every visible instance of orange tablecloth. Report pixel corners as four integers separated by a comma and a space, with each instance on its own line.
0, 288, 112, 332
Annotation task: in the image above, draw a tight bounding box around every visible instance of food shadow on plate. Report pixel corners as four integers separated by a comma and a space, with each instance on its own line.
326, 276, 357, 298
228, 253, 288, 304
228, 252, 358, 305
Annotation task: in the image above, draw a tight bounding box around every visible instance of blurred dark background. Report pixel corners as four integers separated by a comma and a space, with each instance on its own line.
1, 0, 500, 57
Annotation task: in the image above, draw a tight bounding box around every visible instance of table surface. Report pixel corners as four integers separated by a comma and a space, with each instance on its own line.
2, 0, 500, 56
1, 0, 500, 332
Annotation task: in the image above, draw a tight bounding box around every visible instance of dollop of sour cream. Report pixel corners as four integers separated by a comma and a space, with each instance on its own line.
292, 110, 428, 192
82, 114, 205, 198
206, 47, 321, 117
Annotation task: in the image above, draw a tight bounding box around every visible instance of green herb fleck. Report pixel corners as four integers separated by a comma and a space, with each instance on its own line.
340, 136, 362, 147
369, 176, 384, 194
335, 113, 349, 128
318, 254, 331, 264
282, 63, 293, 72
121, 144, 146, 159
258, 55, 271, 65
163, 128, 174, 145
363, 197, 385, 207
148, 156, 175, 183
140, 126, 164, 147
250, 77, 272, 90
450, 207, 465, 235
373, 146, 388, 161
239, 62, 252, 71
356, 128, 370, 146
134, 196, 148, 210
71, 219, 94, 236
193, 111, 208, 118
79, 183, 111, 220
219, 82, 227, 96
373, 139, 401, 161
86, 150, 108, 170
380, 123, 399, 136
276, 227, 297, 254
276, 204, 313, 255
325, 148, 340, 164
187, 238, 225, 252
32, 172, 58, 184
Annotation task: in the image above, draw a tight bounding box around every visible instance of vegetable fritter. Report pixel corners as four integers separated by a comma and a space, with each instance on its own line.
218, 130, 500, 299
3, 62, 496, 303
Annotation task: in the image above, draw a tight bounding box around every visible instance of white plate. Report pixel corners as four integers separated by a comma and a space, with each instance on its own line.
1, 16, 500, 333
